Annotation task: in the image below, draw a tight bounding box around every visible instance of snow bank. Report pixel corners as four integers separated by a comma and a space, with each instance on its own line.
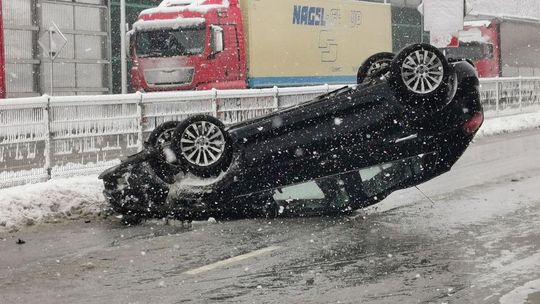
477, 112, 540, 137
0, 175, 107, 231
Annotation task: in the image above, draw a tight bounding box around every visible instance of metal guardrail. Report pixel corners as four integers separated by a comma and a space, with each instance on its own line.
0, 85, 337, 188
480, 77, 540, 118
1, 79, 540, 188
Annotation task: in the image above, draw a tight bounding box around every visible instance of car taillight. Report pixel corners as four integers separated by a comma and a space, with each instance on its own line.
463, 111, 484, 135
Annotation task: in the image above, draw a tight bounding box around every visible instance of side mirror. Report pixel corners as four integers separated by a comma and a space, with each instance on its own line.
211, 25, 224, 54
126, 30, 133, 57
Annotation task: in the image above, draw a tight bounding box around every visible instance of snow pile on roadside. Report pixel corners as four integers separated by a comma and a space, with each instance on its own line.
0, 176, 107, 231
477, 112, 540, 137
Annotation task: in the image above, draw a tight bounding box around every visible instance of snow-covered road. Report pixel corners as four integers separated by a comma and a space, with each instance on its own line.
1, 129, 539, 303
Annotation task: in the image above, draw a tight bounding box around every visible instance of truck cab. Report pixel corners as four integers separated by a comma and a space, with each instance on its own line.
441, 20, 500, 78
129, 0, 247, 91
128, 0, 392, 91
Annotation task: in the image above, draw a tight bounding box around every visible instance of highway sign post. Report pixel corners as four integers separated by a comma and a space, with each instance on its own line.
38, 22, 67, 95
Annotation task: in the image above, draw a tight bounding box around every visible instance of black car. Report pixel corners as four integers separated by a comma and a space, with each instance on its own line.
99, 43, 484, 224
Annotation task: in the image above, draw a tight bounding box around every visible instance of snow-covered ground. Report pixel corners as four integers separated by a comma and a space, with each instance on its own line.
476, 112, 540, 138
0, 176, 107, 231
1, 111, 539, 232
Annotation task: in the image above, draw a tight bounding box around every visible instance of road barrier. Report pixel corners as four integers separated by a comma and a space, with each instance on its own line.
480, 77, 540, 117
1, 78, 540, 188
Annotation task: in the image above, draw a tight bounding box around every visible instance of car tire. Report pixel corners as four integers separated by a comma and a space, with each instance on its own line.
357, 52, 394, 84
388, 43, 453, 112
146, 120, 180, 148
170, 115, 233, 177
146, 121, 182, 182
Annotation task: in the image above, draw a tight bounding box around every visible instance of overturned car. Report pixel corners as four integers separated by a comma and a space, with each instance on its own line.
99, 44, 484, 224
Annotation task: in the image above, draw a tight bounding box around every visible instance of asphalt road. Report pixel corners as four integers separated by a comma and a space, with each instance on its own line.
1, 130, 540, 304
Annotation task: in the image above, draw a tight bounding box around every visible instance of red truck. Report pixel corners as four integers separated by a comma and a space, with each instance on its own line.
127, 0, 392, 91
441, 18, 540, 78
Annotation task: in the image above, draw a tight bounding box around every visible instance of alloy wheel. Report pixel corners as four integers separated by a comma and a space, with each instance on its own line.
401, 49, 444, 94
367, 60, 391, 77
180, 121, 225, 167
156, 128, 175, 147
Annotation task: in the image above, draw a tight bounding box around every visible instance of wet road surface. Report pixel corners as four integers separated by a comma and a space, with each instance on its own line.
1, 130, 540, 304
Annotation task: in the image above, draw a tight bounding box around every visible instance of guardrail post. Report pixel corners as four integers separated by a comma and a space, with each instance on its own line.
136, 92, 144, 152
211, 88, 218, 117
44, 95, 52, 180
519, 76, 523, 112
495, 80, 500, 115
273, 86, 279, 110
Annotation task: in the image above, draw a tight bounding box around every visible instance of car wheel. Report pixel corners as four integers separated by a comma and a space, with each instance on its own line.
170, 115, 232, 177
357, 52, 394, 84
146, 120, 180, 148
146, 121, 182, 182
388, 43, 453, 112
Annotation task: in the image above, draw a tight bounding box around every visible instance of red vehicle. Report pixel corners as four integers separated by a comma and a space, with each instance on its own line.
127, 0, 392, 91
129, 0, 246, 91
442, 18, 540, 78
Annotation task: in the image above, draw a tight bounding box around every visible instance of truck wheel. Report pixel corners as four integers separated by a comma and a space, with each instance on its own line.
388, 44, 453, 111
170, 115, 232, 177
146, 121, 182, 182
357, 52, 394, 84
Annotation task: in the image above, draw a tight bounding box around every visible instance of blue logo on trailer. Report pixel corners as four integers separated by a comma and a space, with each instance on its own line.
292, 5, 326, 26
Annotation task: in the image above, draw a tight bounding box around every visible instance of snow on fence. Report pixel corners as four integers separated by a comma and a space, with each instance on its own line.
480, 77, 540, 118
1, 78, 540, 188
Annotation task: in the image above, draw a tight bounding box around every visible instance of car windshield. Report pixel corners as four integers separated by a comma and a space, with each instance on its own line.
273, 154, 427, 212
442, 42, 494, 60
135, 28, 206, 58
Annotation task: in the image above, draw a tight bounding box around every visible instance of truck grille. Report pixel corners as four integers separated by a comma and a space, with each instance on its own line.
144, 67, 194, 86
